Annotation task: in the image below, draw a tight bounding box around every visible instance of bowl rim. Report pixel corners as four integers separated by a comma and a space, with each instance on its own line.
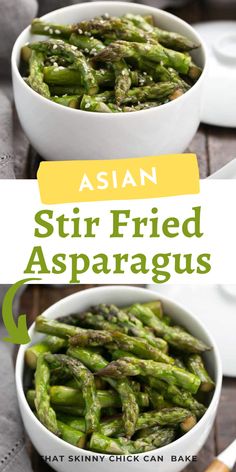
15, 285, 222, 459
11, 1, 208, 118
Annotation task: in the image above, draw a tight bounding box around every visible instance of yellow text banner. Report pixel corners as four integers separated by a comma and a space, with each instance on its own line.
37, 154, 199, 204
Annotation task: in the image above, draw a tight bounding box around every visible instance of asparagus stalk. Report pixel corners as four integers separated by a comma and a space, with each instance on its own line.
112, 59, 132, 105
65, 306, 168, 352
127, 304, 210, 353
124, 14, 199, 52
44, 65, 153, 89
34, 354, 59, 435
35, 315, 84, 338
186, 355, 215, 392
25, 336, 67, 369
28, 386, 148, 409
100, 407, 196, 437
29, 39, 98, 94
90, 427, 175, 454
69, 329, 173, 364
57, 420, 86, 447
67, 346, 139, 438
57, 414, 86, 432
69, 32, 105, 55
45, 354, 100, 433
28, 50, 50, 98
31, 19, 74, 38
51, 95, 81, 108
94, 40, 192, 75
147, 377, 206, 417
96, 357, 201, 394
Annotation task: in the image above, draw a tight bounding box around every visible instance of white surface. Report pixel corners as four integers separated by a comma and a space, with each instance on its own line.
1, 180, 236, 284
193, 21, 236, 127
147, 284, 236, 377
218, 439, 236, 470
12, 2, 206, 161
16, 286, 222, 472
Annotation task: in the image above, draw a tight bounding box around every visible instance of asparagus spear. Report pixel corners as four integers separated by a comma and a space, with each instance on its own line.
67, 346, 139, 438
51, 95, 81, 108
69, 329, 173, 364
44, 65, 153, 89
66, 306, 168, 352
57, 414, 86, 432
127, 304, 210, 353
80, 95, 113, 112
94, 40, 192, 75
113, 59, 132, 105
100, 408, 196, 437
31, 19, 74, 38
186, 355, 215, 392
28, 50, 50, 98
57, 420, 86, 447
89, 427, 175, 454
124, 14, 199, 52
28, 386, 148, 410
96, 357, 201, 394
35, 315, 84, 338
34, 354, 59, 435
147, 377, 206, 417
29, 40, 98, 94
69, 32, 105, 55
121, 83, 177, 105
45, 353, 100, 433
25, 336, 67, 369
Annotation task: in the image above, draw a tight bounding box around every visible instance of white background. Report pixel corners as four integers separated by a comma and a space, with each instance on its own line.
0, 180, 235, 284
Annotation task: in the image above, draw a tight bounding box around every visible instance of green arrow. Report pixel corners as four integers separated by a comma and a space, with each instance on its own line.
2, 277, 41, 344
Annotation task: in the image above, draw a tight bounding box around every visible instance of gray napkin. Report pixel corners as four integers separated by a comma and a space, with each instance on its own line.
0, 286, 32, 472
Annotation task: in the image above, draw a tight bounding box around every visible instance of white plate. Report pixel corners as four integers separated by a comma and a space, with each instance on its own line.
193, 21, 236, 128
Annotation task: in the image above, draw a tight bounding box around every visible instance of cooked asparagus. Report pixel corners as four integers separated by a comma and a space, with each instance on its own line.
67, 346, 139, 438
186, 355, 215, 392
45, 353, 100, 433
96, 357, 201, 394
126, 304, 210, 353
34, 354, 59, 435
69, 329, 173, 364
25, 336, 67, 369
22, 14, 202, 111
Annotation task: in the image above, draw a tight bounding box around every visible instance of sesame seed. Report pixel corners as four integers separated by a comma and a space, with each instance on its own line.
85, 102, 91, 109
49, 28, 53, 34
55, 29, 61, 35
63, 94, 68, 97
78, 28, 83, 34
44, 26, 49, 31
53, 44, 57, 50
58, 66, 65, 70
53, 62, 58, 67
71, 45, 77, 51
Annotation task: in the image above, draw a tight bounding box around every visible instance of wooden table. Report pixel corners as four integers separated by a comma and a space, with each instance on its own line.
20, 282, 236, 472
21, 1, 236, 470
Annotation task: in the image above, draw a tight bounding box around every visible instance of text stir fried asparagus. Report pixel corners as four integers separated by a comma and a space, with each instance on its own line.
20, 13, 202, 112
24, 299, 215, 453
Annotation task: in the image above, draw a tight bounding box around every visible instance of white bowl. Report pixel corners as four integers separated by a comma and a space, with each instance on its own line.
11, 2, 207, 161
16, 286, 222, 472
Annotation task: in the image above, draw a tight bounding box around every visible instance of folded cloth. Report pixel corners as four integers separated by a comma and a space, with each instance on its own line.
0, 286, 33, 472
